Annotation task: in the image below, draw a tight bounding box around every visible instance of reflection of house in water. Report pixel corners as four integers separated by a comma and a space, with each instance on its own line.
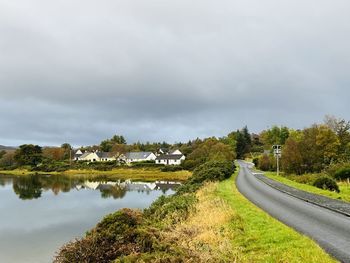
78, 180, 181, 194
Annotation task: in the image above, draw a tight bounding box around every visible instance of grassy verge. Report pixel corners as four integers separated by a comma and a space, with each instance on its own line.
54, 162, 336, 262
214, 172, 336, 262
263, 171, 350, 203
0, 168, 191, 182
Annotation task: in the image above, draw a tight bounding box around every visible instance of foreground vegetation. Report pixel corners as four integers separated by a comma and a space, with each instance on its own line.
54, 162, 336, 262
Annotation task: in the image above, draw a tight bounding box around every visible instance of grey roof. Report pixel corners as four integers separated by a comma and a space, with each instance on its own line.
79, 152, 91, 159
125, 152, 154, 160
96, 152, 115, 158
156, 154, 184, 160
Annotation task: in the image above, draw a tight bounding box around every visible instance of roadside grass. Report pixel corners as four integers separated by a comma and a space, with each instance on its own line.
0, 168, 191, 182
263, 171, 350, 203
214, 172, 337, 262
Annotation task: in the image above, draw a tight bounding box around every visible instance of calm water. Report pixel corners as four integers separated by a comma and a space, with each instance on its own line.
0, 174, 180, 263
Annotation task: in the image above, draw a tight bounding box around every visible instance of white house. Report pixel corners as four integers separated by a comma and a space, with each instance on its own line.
155, 154, 186, 165
77, 151, 116, 162
170, 149, 182, 155
123, 152, 157, 163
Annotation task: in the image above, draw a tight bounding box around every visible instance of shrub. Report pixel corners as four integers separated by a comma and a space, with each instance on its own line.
54, 209, 143, 263
144, 194, 197, 225
160, 165, 184, 172
313, 176, 340, 193
190, 160, 235, 184
334, 168, 350, 180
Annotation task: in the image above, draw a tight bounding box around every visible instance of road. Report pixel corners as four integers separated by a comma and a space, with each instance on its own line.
236, 160, 350, 262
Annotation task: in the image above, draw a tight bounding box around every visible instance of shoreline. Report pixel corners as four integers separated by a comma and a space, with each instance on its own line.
0, 168, 191, 182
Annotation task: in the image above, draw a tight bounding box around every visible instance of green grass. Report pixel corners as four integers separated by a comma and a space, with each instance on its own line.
263, 172, 350, 203
214, 171, 337, 262
0, 168, 191, 182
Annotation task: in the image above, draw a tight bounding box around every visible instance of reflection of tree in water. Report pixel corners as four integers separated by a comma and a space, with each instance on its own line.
13, 175, 43, 200
100, 185, 127, 199
40, 175, 84, 195
11, 174, 86, 199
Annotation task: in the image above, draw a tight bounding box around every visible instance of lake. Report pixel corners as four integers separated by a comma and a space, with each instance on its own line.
0, 174, 180, 263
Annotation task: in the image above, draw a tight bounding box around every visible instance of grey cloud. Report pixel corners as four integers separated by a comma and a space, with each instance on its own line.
0, 0, 350, 146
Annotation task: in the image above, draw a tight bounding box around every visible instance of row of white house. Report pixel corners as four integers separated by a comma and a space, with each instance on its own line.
74, 149, 186, 166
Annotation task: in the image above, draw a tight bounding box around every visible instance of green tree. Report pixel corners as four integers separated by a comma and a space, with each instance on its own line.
235, 126, 252, 159
14, 144, 43, 166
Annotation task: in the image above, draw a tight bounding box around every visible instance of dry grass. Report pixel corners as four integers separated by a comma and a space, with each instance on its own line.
160, 182, 242, 262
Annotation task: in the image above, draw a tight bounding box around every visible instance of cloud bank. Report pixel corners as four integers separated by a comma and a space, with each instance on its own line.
0, 0, 349, 146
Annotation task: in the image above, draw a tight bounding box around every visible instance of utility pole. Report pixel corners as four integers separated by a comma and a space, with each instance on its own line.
273, 145, 282, 176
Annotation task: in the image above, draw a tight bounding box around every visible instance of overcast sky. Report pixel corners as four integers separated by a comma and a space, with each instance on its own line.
0, 0, 349, 146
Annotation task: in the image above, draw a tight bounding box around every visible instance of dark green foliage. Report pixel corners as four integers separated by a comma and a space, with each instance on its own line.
313, 176, 340, 192
252, 157, 259, 167
144, 194, 197, 225
12, 175, 42, 200
14, 144, 43, 166
54, 209, 143, 263
130, 161, 164, 168
334, 168, 350, 180
190, 160, 235, 184
235, 126, 252, 159
160, 165, 184, 172
0, 150, 6, 159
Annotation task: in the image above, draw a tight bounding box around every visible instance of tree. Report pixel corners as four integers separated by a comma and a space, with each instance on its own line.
0, 150, 6, 159
281, 138, 303, 174
111, 135, 127, 145
61, 143, 72, 160
260, 126, 290, 147
235, 126, 252, 159
184, 138, 236, 169
315, 125, 340, 165
14, 144, 43, 166
324, 115, 350, 160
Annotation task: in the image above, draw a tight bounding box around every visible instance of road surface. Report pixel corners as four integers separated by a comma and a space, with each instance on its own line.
236, 160, 350, 262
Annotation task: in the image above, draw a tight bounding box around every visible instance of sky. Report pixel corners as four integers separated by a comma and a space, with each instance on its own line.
0, 0, 349, 147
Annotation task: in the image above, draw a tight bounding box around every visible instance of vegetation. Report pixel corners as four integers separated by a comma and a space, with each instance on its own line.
54, 163, 336, 262
313, 176, 340, 193
263, 172, 350, 202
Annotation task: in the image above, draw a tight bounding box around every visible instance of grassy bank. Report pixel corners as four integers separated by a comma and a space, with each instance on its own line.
215, 174, 336, 262
263, 171, 350, 203
55, 162, 336, 262
0, 168, 191, 182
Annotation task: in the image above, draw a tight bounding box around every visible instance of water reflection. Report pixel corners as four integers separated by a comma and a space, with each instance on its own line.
0, 174, 181, 200
0, 174, 179, 263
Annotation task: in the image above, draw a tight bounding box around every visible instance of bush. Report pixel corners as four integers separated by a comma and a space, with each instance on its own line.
160, 165, 184, 172
144, 194, 197, 225
54, 209, 143, 263
252, 157, 259, 167
313, 176, 340, 193
190, 160, 235, 184
334, 168, 350, 180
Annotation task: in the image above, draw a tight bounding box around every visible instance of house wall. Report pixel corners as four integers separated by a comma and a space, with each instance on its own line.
156, 156, 185, 166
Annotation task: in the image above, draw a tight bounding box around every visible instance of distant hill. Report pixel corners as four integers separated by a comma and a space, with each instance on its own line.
0, 145, 17, 151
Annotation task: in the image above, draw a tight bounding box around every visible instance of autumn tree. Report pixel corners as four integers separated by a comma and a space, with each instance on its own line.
281, 138, 303, 174
324, 115, 350, 160
184, 137, 236, 169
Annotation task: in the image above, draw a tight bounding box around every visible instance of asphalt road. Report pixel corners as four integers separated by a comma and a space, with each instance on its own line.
236, 160, 350, 263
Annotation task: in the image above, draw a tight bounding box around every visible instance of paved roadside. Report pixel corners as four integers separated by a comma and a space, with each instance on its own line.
253, 172, 350, 217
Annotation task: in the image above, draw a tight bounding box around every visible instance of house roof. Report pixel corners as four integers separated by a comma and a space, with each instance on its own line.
125, 152, 154, 160
96, 152, 115, 158
79, 152, 92, 159
156, 154, 184, 160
